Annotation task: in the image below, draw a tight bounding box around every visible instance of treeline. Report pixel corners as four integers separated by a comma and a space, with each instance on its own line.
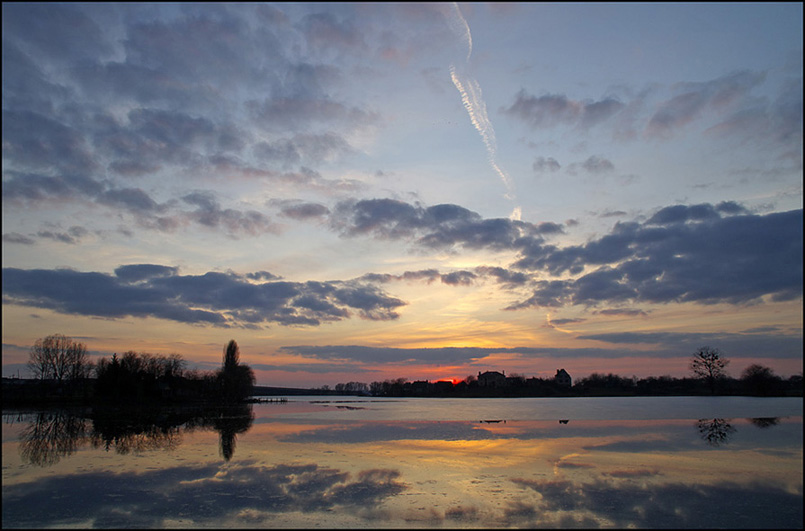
6, 335, 254, 405
324, 369, 803, 398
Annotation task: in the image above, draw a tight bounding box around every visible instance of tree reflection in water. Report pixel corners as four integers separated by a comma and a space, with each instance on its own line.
748, 416, 780, 428
15, 404, 254, 466
696, 418, 736, 446
19, 410, 88, 466
204, 404, 254, 461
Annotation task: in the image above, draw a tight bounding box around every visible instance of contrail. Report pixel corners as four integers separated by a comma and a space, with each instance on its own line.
442, 3, 518, 215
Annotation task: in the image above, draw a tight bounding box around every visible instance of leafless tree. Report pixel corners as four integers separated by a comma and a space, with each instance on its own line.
689, 346, 729, 394
27, 334, 91, 382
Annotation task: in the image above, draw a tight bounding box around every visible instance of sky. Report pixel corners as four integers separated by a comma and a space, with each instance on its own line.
2, 2, 802, 387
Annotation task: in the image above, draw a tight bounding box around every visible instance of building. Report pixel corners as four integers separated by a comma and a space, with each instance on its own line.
554, 368, 572, 388
478, 370, 507, 388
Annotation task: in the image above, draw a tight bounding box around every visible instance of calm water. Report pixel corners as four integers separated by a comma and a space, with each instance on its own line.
2, 396, 802, 529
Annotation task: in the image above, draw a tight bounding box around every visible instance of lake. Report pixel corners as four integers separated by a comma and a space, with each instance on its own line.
2, 396, 802, 528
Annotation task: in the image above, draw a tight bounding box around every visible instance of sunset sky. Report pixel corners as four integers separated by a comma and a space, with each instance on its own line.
2, 2, 802, 387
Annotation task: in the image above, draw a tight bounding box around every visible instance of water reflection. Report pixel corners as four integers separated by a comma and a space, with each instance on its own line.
20, 410, 88, 466
749, 416, 781, 428
696, 418, 737, 447
509, 476, 803, 528
15, 404, 254, 466
2, 460, 408, 528
3, 401, 802, 529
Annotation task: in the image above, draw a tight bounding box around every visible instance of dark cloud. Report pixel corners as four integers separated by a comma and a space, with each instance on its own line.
2, 232, 36, 245
331, 198, 545, 252
36, 226, 89, 245
246, 271, 282, 282
328, 199, 799, 313
549, 318, 586, 326
278, 202, 331, 220
646, 203, 722, 225
581, 155, 615, 174
502, 90, 625, 130
114, 264, 179, 283
1, 40, 72, 114
533, 156, 561, 173
440, 271, 477, 286
2, 109, 98, 174
358, 269, 441, 284
2, 3, 114, 64
2, 3, 376, 239
511, 207, 802, 307
100, 187, 163, 213
595, 308, 648, 317
646, 70, 766, 138
2, 266, 407, 328
474, 266, 531, 288
2, 170, 104, 203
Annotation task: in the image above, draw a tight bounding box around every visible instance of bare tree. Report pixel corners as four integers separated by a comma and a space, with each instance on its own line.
689, 346, 729, 394
27, 334, 90, 382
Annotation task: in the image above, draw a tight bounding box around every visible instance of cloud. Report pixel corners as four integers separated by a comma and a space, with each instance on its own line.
326, 198, 799, 311
299, 11, 367, 54
533, 156, 561, 173
502, 90, 625, 130
575, 331, 803, 359
182, 191, 275, 237
1, 266, 407, 328
278, 344, 728, 365
254, 133, 352, 167
114, 264, 179, 283
250, 363, 376, 374
2, 109, 98, 174
646, 70, 766, 138
2, 3, 113, 64
330, 198, 546, 252
246, 98, 379, 131
278, 202, 331, 220
36, 226, 89, 245
580, 155, 615, 174
440, 270, 477, 286
3, 232, 36, 245
511, 207, 802, 307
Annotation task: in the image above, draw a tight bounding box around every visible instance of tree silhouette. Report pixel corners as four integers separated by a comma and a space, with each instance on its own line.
217, 340, 255, 402
741, 364, 782, 396
27, 334, 91, 382
689, 346, 729, 394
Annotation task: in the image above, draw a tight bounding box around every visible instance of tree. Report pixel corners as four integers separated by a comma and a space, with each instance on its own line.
27, 334, 91, 382
223, 339, 239, 372
741, 364, 782, 396
689, 346, 729, 394
218, 340, 255, 402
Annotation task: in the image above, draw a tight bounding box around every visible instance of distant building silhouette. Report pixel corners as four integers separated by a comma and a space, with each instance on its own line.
478, 370, 506, 388
554, 368, 572, 388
